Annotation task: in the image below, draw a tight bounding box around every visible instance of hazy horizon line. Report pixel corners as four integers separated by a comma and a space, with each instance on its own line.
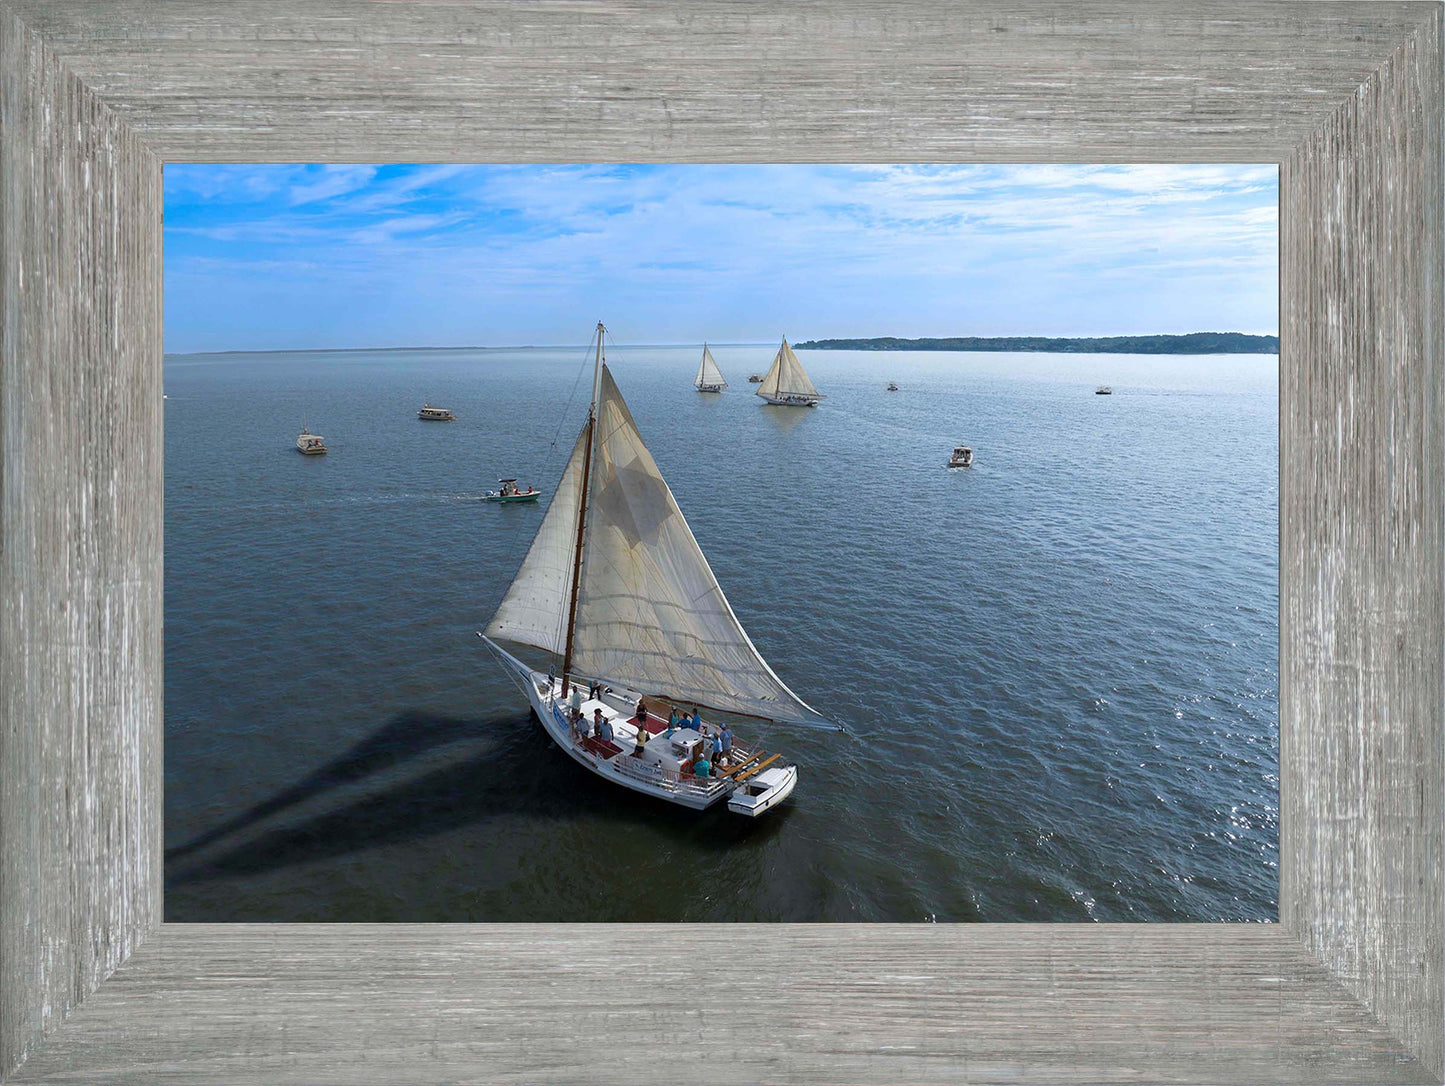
165, 330, 1279, 359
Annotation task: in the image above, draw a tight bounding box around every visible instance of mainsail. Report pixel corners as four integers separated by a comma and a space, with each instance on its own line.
694, 343, 727, 389
755, 338, 820, 399
486, 363, 821, 725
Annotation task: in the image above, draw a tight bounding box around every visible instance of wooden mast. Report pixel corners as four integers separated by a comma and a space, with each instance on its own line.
561, 320, 604, 696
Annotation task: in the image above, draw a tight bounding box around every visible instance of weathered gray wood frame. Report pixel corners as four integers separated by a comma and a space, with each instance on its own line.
1, 1, 1440, 1082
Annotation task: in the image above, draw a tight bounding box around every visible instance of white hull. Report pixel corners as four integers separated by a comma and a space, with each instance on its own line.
727, 765, 797, 817
695, 385, 725, 393
485, 639, 796, 816
760, 394, 819, 407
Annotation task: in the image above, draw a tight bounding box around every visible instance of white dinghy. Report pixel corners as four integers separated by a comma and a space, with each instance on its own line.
694, 343, 727, 392
756, 338, 823, 406
483, 322, 836, 817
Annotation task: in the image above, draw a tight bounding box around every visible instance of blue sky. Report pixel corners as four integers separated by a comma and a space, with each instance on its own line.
163, 164, 1278, 353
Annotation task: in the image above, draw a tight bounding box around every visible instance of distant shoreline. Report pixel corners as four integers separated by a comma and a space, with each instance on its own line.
792, 333, 1279, 354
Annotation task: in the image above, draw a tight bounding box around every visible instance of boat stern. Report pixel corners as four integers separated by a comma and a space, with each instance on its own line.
727, 764, 797, 817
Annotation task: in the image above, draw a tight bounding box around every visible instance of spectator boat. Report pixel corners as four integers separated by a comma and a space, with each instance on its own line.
482, 321, 838, 817
296, 426, 327, 455
483, 479, 541, 503
418, 403, 457, 420
948, 445, 974, 468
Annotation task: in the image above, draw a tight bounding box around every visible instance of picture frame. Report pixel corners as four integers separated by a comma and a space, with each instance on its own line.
1, 1, 1440, 1082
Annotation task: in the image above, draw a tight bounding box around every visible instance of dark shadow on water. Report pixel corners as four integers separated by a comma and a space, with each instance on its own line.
168, 709, 793, 887
166, 709, 494, 862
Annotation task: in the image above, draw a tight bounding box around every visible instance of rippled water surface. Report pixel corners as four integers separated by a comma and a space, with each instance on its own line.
165, 345, 1278, 922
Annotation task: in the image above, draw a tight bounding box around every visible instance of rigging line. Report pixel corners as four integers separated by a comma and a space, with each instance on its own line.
546, 317, 604, 667
491, 328, 603, 609
479, 633, 534, 700
541, 334, 602, 656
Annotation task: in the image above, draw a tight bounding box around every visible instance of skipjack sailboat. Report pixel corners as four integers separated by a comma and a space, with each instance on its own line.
755, 337, 823, 406
694, 342, 727, 392
483, 322, 837, 817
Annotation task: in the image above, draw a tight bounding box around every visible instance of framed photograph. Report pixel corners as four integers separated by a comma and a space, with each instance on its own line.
1, 3, 1440, 1084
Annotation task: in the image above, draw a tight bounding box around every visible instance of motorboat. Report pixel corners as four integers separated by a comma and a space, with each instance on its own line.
947, 445, 974, 468
483, 478, 541, 503
418, 403, 457, 420
296, 427, 327, 455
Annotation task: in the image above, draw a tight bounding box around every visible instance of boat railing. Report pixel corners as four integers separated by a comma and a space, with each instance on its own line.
548, 697, 726, 797
608, 746, 727, 796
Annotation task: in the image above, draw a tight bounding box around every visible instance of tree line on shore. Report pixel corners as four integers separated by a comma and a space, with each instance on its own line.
792, 332, 1279, 354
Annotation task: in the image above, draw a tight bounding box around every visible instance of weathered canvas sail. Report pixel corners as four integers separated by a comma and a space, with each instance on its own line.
755, 338, 820, 399
570, 366, 820, 724
482, 427, 587, 655
694, 344, 727, 389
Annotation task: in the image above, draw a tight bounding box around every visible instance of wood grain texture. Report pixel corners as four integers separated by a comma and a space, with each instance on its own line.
0, 0, 1434, 162
1280, 7, 1445, 1078
0, 10, 163, 1080
0, 1, 1441, 1083
3, 924, 1435, 1085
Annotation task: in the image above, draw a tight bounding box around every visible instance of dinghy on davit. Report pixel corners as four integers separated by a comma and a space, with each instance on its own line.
482, 322, 838, 817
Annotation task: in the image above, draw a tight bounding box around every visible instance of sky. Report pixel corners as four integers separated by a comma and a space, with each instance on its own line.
163, 164, 1278, 353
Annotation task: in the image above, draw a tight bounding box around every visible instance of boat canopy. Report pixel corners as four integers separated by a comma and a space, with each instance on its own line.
694, 344, 727, 389
486, 364, 822, 726
755, 338, 820, 400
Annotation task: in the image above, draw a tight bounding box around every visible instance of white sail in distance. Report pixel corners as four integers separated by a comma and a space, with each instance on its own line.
694, 343, 727, 389
755, 338, 821, 399
483, 427, 587, 656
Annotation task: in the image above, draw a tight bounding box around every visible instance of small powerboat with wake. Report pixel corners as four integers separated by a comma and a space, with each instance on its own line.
483, 479, 541, 503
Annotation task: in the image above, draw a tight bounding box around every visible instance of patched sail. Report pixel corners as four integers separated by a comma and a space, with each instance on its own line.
694, 343, 727, 389
483, 427, 587, 655
755, 338, 820, 399
570, 366, 819, 724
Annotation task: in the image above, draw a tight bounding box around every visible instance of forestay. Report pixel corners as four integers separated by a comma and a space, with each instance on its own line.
695, 343, 727, 388
755, 338, 820, 398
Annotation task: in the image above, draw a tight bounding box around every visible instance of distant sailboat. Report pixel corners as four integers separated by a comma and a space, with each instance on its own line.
483, 322, 837, 817
756, 338, 823, 407
694, 343, 727, 392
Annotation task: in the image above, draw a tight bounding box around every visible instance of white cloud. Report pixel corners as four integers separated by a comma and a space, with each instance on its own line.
286, 166, 380, 206
164, 164, 1280, 350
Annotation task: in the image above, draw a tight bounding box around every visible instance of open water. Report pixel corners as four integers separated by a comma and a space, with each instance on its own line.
164, 344, 1278, 922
